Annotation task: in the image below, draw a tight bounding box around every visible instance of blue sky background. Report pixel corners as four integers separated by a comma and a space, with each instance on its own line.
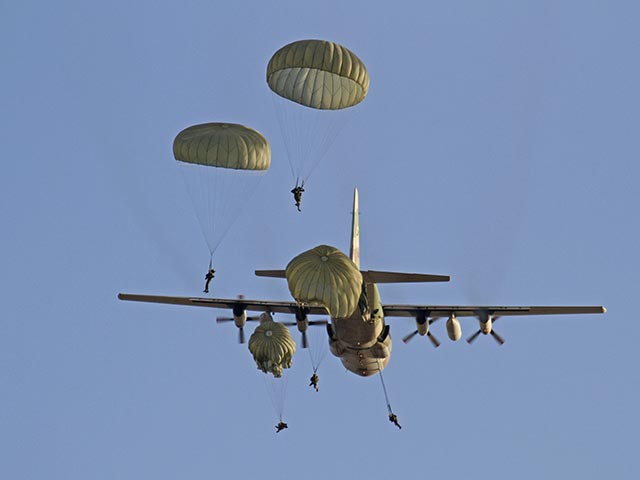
2, 1, 639, 479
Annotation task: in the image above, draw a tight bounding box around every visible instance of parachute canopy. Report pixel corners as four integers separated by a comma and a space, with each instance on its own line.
285, 245, 363, 318
248, 315, 297, 377
173, 122, 271, 171
173, 122, 270, 256
267, 39, 370, 110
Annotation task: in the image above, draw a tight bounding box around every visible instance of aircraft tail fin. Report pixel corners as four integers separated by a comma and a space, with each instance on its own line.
255, 188, 451, 284
350, 187, 360, 269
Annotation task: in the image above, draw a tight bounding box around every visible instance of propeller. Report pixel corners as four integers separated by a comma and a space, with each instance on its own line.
402, 316, 440, 347
466, 329, 482, 344
215, 295, 251, 343
215, 315, 262, 324
217, 297, 328, 347
402, 329, 441, 347
283, 319, 328, 348
216, 317, 262, 343
466, 316, 504, 345
489, 329, 505, 345
401, 330, 419, 343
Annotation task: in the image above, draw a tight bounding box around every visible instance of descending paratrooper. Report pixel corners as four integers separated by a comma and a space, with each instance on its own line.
291, 182, 304, 212
173, 122, 270, 287
267, 40, 369, 210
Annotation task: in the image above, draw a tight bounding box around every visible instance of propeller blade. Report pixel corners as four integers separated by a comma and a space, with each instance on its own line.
467, 330, 482, 344
218, 316, 260, 323
402, 330, 419, 343
308, 320, 329, 326
490, 330, 505, 345
238, 327, 245, 344
302, 331, 308, 349
427, 331, 441, 348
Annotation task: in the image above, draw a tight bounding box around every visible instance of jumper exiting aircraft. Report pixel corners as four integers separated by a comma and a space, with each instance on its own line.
118, 188, 606, 378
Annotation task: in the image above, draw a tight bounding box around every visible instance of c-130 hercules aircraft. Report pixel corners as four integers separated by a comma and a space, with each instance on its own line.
119, 188, 606, 378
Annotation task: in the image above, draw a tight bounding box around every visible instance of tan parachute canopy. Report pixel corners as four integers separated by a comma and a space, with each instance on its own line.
285, 245, 363, 318
267, 39, 370, 110
173, 123, 271, 170
248, 315, 296, 377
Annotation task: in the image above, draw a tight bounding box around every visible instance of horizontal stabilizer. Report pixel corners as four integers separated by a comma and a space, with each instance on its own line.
256, 269, 450, 283
361, 270, 450, 284
255, 270, 287, 278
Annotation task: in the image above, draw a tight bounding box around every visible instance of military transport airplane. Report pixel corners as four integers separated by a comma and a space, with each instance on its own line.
118, 188, 605, 377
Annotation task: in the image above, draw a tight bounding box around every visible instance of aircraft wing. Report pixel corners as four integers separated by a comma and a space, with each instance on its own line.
117, 293, 327, 315
119, 294, 605, 318
382, 304, 606, 318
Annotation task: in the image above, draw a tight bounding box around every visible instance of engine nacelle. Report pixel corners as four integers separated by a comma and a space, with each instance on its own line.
296, 318, 309, 333
416, 315, 429, 336
295, 307, 309, 333
446, 314, 462, 341
480, 317, 492, 335
232, 307, 247, 328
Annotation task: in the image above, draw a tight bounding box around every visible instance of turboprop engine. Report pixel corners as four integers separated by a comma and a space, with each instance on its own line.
216, 296, 258, 344
466, 312, 505, 345
295, 306, 310, 348
232, 306, 247, 343
401, 312, 440, 347
480, 316, 492, 334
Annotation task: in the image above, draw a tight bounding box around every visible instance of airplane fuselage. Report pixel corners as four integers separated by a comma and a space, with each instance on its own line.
328, 283, 392, 376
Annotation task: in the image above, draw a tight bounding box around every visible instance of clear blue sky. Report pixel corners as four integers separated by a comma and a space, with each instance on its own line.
2, 1, 638, 479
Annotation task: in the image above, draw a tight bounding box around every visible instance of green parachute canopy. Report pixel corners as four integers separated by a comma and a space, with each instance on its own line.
285, 245, 363, 319
248, 317, 297, 377
173, 122, 271, 171
267, 39, 370, 110
173, 122, 270, 256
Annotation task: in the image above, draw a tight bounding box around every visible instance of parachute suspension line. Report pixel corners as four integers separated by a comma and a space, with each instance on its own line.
378, 360, 402, 429
179, 163, 266, 257
264, 373, 288, 421
307, 344, 325, 373
273, 95, 315, 183
302, 111, 352, 185
306, 329, 327, 392
308, 347, 319, 373
178, 162, 211, 255
272, 95, 297, 182
272, 95, 352, 185
298, 108, 332, 184
307, 344, 315, 371
377, 361, 393, 415
307, 331, 327, 373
